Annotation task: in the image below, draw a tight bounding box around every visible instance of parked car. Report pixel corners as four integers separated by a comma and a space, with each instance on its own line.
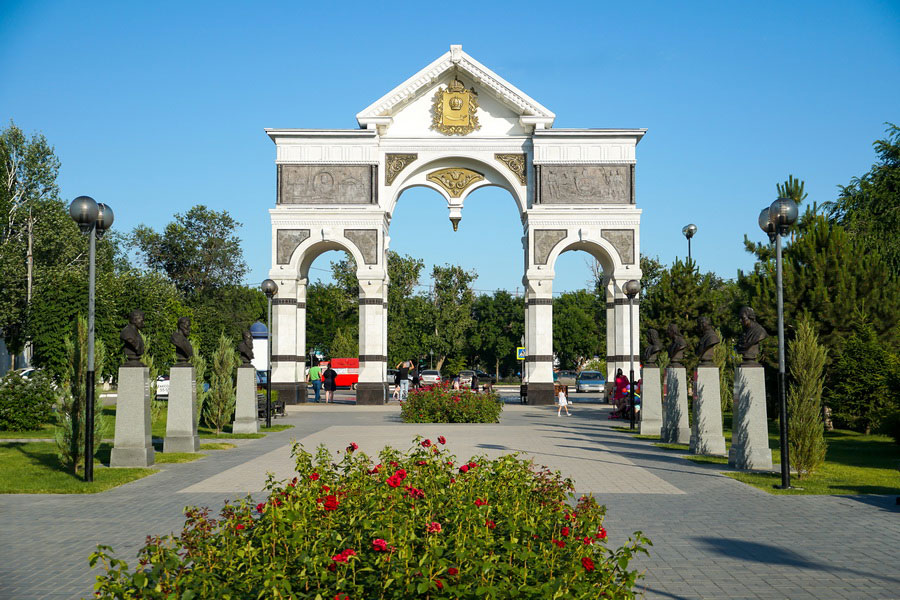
556, 370, 577, 385
458, 370, 475, 386
386, 368, 398, 383
155, 375, 170, 399
420, 370, 441, 385
575, 370, 606, 393
474, 370, 497, 384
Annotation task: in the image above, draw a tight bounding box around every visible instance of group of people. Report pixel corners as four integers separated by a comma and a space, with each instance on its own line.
609, 368, 641, 419
392, 360, 417, 400
305, 359, 338, 403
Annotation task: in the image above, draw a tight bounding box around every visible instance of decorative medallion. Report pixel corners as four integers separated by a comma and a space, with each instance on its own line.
385, 153, 417, 185
426, 168, 485, 198
431, 78, 480, 136
495, 153, 527, 185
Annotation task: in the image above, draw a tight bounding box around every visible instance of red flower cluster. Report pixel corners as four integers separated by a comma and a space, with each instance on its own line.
371, 538, 388, 552
334, 594, 349, 600
256, 502, 265, 513
347, 442, 359, 452
321, 495, 339, 511
404, 485, 425, 499
368, 464, 382, 474
386, 469, 408, 487
597, 526, 607, 540
474, 498, 488, 506
310, 472, 320, 481
485, 519, 496, 529
427, 521, 442, 533
551, 539, 565, 548
582, 536, 594, 545
331, 548, 356, 563
581, 556, 595, 572
235, 524, 245, 531
459, 464, 469, 473
416, 460, 427, 466
438, 436, 447, 445
435, 579, 444, 589
421, 439, 432, 447
561, 526, 570, 537
447, 567, 458, 576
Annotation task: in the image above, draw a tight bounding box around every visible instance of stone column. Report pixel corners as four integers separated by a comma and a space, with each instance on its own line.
690, 366, 727, 456
662, 366, 690, 444
729, 365, 773, 469
110, 366, 154, 467
605, 280, 617, 396
163, 366, 199, 453
524, 277, 554, 405
294, 278, 308, 403
357, 278, 386, 405
232, 366, 259, 434
640, 365, 662, 436
271, 278, 299, 404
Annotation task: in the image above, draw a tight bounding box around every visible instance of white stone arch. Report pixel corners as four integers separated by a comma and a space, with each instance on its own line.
291, 237, 368, 282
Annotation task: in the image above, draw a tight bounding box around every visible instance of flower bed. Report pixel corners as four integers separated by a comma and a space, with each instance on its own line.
90, 437, 650, 599
401, 384, 503, 423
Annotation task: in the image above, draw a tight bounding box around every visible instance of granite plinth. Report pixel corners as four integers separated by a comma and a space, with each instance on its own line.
640, 366, 662, 436
356, 382, 387, 405
163, 366, 199, 453
662, 367, 690, 444
110, 366, 154, 467
525, 382, 555, 406
690, 367, 727, 456
729, 365, 773, 470
232, 367, 259, 433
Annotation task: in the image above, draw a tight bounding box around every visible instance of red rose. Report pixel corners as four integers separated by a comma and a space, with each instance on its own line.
335, 594, 349, 600
421, 439, 432, 447
389, 461, 399, 467
485, 519, 496, 529
416, 460, 427, 466
332, 553, 348, 563
449, 477, 456, 484
474, 498, 488, 506
583, 536, 594, 545
427, 521, 442, 533
342, 548, 356, 557
468, 461, 477, 469
235, 524, 245, 530
432, 446, 439, 454
322, 485, 330, 492
395, 469, 407, 480
310, 472, 320, 481
581, 556, 595, 572
551, 539, 565, 548
561, 527, 570, 537
256, 503, 265, 513
597, 526, 607, 539
447, 567, 458, 576
438, 436, 447, 445
435, 579, 443, 590
346, 442, 358, 452
447, 461, 454, 467
372, 538, 388, 552
368, 464, 382, 474
323, 495, 339, 511
459, 465, 469, 474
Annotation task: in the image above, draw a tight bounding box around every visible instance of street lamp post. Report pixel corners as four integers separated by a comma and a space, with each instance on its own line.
429, 350, 433, 370
623, 279, 641, 430
69, 196, 114, 482
682, 224, 698, 261
261, 279, 278, 429
759, 197, 799, 489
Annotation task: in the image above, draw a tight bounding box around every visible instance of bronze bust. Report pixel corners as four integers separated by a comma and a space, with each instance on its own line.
120, 309, 146, 367
642, 328, 663, 367
237, 330, 254, 367
696, 316, 720, 366
736, 306, 768, 364
171, 317, 194, 366
667, 323, 687, 366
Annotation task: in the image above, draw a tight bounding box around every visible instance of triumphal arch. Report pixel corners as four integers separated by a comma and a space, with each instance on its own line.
266, 45, 644, 405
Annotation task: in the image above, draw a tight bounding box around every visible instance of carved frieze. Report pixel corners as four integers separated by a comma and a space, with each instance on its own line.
431, 78, 480, 136
535, 164, 632, 204
534, 229, 567, 265
344, 229, 378, 265
276, 229, 310, 264
426, 168, 484, 198
385, 153, 417, 185
278, 165, 375, 205
602, 229, 635, 264
495, 153, 527, 185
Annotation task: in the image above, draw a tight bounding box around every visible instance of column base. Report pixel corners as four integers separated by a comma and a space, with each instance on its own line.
163, 435, 200, 453
110, 447, 154, 468
232, 417, 260, 434
357, 382, 386, 405
272, 382, 302, 404
526, 382, 556, 405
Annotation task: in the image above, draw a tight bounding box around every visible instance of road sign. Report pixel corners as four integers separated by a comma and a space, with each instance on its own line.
516, 347, 526, 360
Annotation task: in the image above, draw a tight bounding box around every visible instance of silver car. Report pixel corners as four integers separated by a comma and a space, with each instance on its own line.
575, 370, 606, 393
420, 370, 441, 385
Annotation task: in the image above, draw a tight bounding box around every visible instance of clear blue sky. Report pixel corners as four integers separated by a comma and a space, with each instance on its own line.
2, 0, 897, 294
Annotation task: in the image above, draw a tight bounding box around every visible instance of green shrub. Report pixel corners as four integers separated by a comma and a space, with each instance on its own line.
0, 371, 57, 431
401, 384, 503, 423
881, 410, 900, 445
90, 437, 650, 599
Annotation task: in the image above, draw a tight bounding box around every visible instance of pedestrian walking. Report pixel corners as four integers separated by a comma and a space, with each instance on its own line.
392, 368, 401, 400
322, 360, 338, 403
411, 365, 420, 390
306, 359, 323, 403
470, 371, 479, 393
557, 388, 571, 417
396, 360, 411, 400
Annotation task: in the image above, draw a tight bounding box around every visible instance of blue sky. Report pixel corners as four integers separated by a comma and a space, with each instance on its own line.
2, 0, 897, 294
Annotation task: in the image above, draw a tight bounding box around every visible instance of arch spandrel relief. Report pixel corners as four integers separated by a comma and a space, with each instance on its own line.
343, 229, 379, 265
278, 165, 376, 205
276, 229, 310, 265
533, 229, 567, 265
601, 229, 635, 265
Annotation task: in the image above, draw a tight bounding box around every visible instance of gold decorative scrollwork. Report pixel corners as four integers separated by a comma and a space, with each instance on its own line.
426, 168, 485, 198
385, 153, 417, 185
431, 78, 480, 136
494, 153, 527, 185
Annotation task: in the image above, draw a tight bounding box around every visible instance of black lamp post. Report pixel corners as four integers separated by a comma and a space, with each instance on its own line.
682, 224, 698, 261
69, 196, 114, 482
759, 197, 799, 489
623, 279, 641, 430
261, 279, 278, 429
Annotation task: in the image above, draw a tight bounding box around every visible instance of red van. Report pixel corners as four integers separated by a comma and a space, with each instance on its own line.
320, 358, 360, 390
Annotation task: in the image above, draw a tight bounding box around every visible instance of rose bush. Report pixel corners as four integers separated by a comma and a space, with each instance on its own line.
90, 436, 650, 599
401, 384, 503, 423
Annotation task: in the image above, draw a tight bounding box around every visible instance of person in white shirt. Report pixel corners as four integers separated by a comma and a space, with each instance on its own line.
557, 388, 571, 417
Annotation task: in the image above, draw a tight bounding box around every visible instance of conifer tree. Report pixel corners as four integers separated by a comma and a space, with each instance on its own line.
787, 317, 828, 479
203, 333, 237, 434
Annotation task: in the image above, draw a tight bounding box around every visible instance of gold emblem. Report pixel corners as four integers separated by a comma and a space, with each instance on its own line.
431, 78, 480, 136
426, 168, 484, 198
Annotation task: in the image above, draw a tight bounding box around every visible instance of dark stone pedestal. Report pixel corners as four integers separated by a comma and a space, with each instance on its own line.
526, 382, 556, 405
272, 382, 304, 404
357, 382, 386, 405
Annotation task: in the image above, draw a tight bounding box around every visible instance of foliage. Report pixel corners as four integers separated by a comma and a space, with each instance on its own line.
825, 316, 900, 434
203, 333, 237, 434
329, 326, 358, 358
428, 264, 477, 371
401, 384, 503, 423
129, 205, 247, 297
553, 290, 603, 370
880, 410, 900, 445
307, 256, 359, 358
56, 315, 107, 473
189, 285, 266, 362
386, 252, 430, 366
713, 331, 738, 414
90, 437, 650, 599
582, 357, 607, 374
142, 346, 166, 427
0, 370, 57, 431
787, 317, 828, 479
468, 291, 524, 378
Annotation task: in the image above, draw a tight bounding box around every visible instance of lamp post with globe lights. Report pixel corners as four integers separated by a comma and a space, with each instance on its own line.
68, 196, 114, 482
261, 279, 278, 428
758, 197, 799, 489
623, 279, 641, 430
682, 224, 698, 261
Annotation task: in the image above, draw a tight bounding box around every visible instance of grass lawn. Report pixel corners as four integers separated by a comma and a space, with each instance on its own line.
101, 406, 294, 439
0, 442, 155, 494
0, 423, 57, 439
199, 442, 236, 450
614, 417, 900, 495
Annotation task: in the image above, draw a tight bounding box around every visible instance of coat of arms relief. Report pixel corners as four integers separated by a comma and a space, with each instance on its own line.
431, 77, 480, 136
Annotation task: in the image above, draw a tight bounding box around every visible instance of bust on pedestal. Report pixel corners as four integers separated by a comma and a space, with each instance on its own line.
729, 307, 773, 470
690, 316, 727, 456
110, 310, 155, 467
164, 317, 200, 453
662, 323, 690, 444
639, 329, 663, 436
233, 330, 260, 434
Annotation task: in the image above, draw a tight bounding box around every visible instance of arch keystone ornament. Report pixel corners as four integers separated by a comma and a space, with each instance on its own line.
426, 168, 484, 198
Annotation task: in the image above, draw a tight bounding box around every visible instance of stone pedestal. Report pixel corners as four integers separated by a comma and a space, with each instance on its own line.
639, 366, 662, 436
662, 367, 690, 444
110, 366, 155, 467
164, 366, 200, 453
690, 367, 727, 456
729, 365, 773, 470
356, 381, 387, 405
525, 382, 556, 405
232, 366, 260, 434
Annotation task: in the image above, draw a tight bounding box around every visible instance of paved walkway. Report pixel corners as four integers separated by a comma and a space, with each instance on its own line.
2, 404, 899, 599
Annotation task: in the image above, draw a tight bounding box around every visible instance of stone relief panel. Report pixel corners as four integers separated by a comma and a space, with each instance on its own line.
278, 165, 375, 204
276, 229, 310, 265
601, 229, 635, 264
534, 229, 567, 265
535, 165, 632, 204
344, 229, 378, 265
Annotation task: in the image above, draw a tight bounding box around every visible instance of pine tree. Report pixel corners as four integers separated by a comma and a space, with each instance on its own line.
203, 333, 237, 434
330, 327, 358, 359
787, 317, 828, 479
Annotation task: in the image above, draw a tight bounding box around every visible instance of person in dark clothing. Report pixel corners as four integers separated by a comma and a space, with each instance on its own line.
470, 372, 479, 393
322, 361, 338, 403
411, 366, 420, 390
396, 360, 411, 400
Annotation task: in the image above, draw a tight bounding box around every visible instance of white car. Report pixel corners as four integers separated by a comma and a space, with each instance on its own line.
420, 370, 441, 385
155, 375, 170, 399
